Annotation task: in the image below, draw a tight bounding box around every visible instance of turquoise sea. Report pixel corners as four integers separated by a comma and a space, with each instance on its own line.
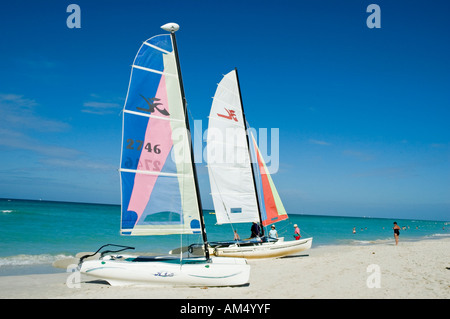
0, 198, 449, 276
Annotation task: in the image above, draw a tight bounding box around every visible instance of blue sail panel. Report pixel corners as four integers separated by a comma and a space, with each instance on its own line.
134, 34, 172, 71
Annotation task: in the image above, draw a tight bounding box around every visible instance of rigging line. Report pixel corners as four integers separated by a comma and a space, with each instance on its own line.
274, 218, 291, 237
124, 109, 184, 122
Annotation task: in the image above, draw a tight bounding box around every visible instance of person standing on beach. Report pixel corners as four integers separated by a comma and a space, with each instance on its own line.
293, 224, 301, 240
393, 222, 400, 245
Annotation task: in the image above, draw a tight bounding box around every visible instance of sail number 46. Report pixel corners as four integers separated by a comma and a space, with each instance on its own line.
126, 139, 161, 154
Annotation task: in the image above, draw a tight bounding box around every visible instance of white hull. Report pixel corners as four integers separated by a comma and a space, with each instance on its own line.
212, 237, 313, 259
80, 255, 250, 287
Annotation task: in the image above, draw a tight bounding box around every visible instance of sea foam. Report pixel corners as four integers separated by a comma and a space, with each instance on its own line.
0, 254, 73, 267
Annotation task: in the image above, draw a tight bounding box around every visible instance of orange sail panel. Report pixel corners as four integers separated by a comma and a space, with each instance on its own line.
252, 134, 288, 226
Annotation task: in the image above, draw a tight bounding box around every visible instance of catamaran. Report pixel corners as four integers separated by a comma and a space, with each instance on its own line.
205, 69, 313, 258
78, 24, 250, 286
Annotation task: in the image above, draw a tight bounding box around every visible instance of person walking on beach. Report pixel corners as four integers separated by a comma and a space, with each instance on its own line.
269, 225, 278, 239
293, 224, 301, 240
393, 222, 400, 245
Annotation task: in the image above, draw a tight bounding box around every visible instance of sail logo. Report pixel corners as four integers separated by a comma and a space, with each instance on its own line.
137, 95, 170, 116
217, 108, 238, 122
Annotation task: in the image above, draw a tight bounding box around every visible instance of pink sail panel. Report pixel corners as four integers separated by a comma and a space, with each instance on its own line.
127, 75, 173, 222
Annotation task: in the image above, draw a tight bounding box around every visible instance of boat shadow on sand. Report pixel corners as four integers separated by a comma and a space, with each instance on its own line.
279, 254, 309, 259
83, 279, 110, 286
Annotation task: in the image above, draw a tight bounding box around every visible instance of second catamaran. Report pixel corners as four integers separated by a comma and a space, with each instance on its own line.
205, 69, 313, 258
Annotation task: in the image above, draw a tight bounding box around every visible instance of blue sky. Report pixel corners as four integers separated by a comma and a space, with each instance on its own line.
0, 0, 449, 221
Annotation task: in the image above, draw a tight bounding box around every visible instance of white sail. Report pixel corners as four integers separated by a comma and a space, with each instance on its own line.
207, 70, 260, 224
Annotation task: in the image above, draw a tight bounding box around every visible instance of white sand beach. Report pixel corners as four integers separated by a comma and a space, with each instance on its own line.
1, 238, 449, 299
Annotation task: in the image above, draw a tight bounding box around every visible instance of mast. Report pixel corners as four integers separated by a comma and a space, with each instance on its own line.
234, 68, 264, 230
166, 23, 210, 260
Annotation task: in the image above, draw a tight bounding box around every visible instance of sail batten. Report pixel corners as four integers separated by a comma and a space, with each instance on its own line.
213, 85, 240, 97
143, 41, 172, 55
210, 192, 255, 195
124, 109, 184, 122
120, 168, 192, 178
132, 64, 177, 77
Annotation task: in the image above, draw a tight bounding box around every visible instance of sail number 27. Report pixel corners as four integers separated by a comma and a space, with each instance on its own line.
126, 139, 161, 154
